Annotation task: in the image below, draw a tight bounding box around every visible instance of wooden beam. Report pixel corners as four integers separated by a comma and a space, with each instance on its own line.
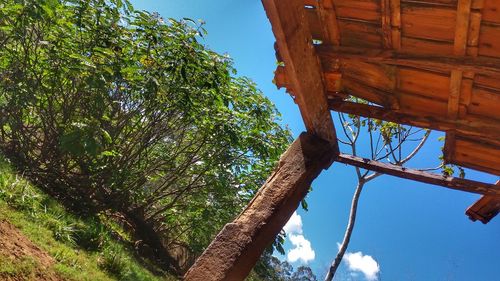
466, 182, 500, 224
328, 100, 500, 142
381, 0, 393, 49
454, 0, 472, 56
184, 133, 336, 281
336, 153, 500, 196
316, 45, 500, 77
390, 0, 402, 50
446, 0, 473, 169
448, 0, 472, 120
316, 0, 340, 46
263, 0, 337, 143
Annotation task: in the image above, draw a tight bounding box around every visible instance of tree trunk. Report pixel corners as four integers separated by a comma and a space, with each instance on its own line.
324, 180, 365, 281
124, 210, 183, 275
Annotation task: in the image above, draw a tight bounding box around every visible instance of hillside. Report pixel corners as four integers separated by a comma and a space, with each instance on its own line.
0, 156, 176, 281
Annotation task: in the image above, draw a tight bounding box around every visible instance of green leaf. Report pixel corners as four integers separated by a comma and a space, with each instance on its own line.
101, 129, 112, 144
300, 199, 308, 211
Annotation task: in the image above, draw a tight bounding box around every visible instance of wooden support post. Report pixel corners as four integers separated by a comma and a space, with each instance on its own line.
336, 153, 500, 196
184, 133, 336, 281
263, 0, 337, 144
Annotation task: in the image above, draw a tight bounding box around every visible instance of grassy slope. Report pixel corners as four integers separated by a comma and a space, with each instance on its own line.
0, 156, 177, 281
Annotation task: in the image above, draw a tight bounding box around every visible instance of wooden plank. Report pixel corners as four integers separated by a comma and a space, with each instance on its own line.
317, 0, 341, 45
474, 73, 500, 90
316, 45, 500, 77
336, 153, 500, 196
482, 0, 500, 24
401, 5, 457, 42
443, 131, 457, 166
338, 19, 383, 48
391, 0, 402, 50
398, 67, 450, 102
327, 100, 500, 141
448, 70, 463, 119
466, 11, 482, 57
401, 0, 459, 7
382, 0, 393, 48
334, 0, 380, 22
452, 136, 500, 175
262, 0, 337, 143
340, 60, 397, 91
341, 76, 399, 107
471, 0, 484, 9
184, 133, 336, 281
305, 8, 323, 41
478, 24, 500, 58
401, 37, 454, 56
458, 77, 473, 118
448, 0, 471, 120
468, 87, 500, 120
399, 91, 448, 118
454, 0, 472, 55
466, 181, 500, 224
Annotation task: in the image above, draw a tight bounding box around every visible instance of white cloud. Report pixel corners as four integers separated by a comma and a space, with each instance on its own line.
344, 251, 380, 281
287, 234, 315, 263
283, 212, 315, 264
283, 211, 302, 235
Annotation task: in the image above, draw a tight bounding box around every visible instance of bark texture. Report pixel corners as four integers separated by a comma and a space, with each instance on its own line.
184, 132, 336, 281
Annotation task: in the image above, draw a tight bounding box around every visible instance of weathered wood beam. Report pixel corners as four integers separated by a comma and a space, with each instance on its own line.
184, 133, 336, 281
336, 153, 500, 196
466, 182, 500, 224
446, 0, 473, 166
390, 0, 402, 50
381, 0, 393, 49
316, 0, 340, 46
263, 0, 337, 143
328, 100, 500, 143
316, 45, 500, 77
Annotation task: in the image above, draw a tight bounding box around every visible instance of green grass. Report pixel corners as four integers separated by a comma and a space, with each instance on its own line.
0, 255, 39, 279
0, 156, 177, 281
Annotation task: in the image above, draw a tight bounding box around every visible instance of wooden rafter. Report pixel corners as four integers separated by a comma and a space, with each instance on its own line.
446, 0, 472, 148
316, 0, 340, 46
466, 181, 500, 224
336, 153, 500, 196
445, 0, 474, 167
381, 0, 392, 48
328, 100, 500, 143
316, 45, 500, 77
390, 0, 401, 50
263, 0, 337, 143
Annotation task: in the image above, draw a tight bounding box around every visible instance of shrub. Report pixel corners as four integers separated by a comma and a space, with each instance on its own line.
74, 219, 108, 251
99, 244, 128, 277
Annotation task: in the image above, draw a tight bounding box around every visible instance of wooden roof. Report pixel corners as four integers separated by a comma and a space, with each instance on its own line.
184, 3, 500, 277
267, 0, 500, 176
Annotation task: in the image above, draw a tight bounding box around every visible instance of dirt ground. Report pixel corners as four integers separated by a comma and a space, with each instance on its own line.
0, 220, 63, 281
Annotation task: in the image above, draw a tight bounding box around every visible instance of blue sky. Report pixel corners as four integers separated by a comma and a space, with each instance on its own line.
130, 1, 500, 280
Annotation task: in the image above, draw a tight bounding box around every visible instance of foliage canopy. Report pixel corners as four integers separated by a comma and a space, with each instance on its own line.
0, 0, 291, 273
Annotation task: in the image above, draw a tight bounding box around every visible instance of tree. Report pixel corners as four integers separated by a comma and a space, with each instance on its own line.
324, 100, 431, 281
250, 252, 318, 281
0, 0, 291, 274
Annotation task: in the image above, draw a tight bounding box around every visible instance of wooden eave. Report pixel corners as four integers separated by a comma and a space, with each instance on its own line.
266, 0, 500, 222
185, 1, 500, 278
